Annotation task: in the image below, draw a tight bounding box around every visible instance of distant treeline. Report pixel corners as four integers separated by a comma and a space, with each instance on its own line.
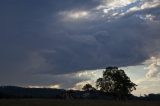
0, 86, 160, 101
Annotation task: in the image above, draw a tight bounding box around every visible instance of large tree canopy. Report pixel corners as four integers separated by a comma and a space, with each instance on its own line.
96, 67, 137, 97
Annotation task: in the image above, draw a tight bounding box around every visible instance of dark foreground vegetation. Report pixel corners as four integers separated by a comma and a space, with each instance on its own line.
0, 99, 160, 106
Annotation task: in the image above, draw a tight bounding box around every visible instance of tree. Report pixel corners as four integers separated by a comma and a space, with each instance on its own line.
96, 67, 137, 99
82, 84, 96, 91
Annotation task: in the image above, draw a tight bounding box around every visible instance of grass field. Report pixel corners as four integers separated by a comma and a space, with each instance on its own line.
0, 99, 160, 106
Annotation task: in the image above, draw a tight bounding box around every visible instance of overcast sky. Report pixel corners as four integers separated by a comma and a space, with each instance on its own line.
0, 0, 160, 96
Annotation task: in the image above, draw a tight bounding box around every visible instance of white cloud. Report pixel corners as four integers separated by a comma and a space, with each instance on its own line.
145, 57, 160, 78
127, 6, 140, 12
49, 84, 61, 89
140, 0, 160, 10
59, 10, 90, 21
98, 0, 135, 9
96, 0, 160, 20
96, 0, 136, 15
133, 77, 160, 96
75, 69, 103, 79
67, 11, 88, 19
28, 84, 61, 89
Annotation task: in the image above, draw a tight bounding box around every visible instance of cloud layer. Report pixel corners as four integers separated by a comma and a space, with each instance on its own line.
0, 0, 160, 88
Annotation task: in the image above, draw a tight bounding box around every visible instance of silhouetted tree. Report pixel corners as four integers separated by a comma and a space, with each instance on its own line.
96, 67, 137, 99
82, 84, 96, 91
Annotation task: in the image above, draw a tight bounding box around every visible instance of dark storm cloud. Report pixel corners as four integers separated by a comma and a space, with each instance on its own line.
0, 0, 100, 85
0, 0, 160, 86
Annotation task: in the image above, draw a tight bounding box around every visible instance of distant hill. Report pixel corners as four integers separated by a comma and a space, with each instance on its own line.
0, 86, 65, 99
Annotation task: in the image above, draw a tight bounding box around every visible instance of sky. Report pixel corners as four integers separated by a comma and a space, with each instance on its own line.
0, 0, 160, 96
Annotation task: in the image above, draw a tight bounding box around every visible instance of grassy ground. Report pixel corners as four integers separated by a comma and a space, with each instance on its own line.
0, 99, 160, 106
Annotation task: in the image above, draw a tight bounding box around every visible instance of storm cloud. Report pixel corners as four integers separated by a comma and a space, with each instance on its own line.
0, 0, 160, 86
